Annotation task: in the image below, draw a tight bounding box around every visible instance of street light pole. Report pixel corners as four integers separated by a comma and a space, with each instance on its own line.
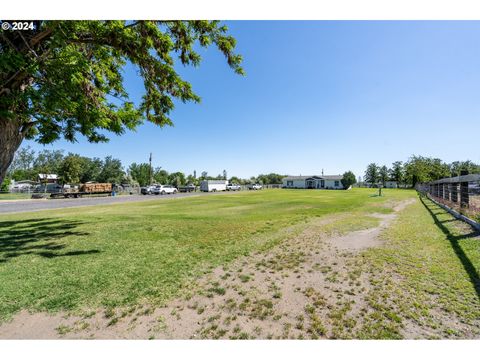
149, 152, 153, 185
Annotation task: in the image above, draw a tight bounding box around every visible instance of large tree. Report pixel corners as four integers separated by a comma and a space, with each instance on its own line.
0, 20, 243, 185
168, 171, 186, 188
97, 156, 124, 183
32, 149, 64, 176
389, 161, 404, 185
58, 153, 83, 184
153, 168, 169, 184
129, 162, 151, 187
8, 145, 36, 180
79, 156, 103, 183
364, 163, 379, 185
379, 165, 389, 186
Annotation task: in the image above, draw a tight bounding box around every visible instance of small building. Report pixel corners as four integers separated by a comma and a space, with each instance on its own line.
282, 175, 344, 190
10, 180, 38, 191
38, 174, 58, 184
385, 181, 398, 189
200, 180, 228, 192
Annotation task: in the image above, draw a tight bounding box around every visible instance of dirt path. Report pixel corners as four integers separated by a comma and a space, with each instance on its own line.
0, 198, 426, 339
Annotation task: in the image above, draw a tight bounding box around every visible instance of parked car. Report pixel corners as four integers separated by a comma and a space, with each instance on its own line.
248, 184, 263, 190
34, 183, 63, 194
153, 185, 178, 195
226, 183, 241, 191
141, 185, 157, 195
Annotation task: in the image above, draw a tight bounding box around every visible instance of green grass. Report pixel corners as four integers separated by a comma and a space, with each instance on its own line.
355, 194, 480, 339
0, 193, 31, 200
0, 188, 414, 321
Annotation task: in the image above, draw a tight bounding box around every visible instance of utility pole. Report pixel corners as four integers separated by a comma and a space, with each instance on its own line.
149, 152, 153, 185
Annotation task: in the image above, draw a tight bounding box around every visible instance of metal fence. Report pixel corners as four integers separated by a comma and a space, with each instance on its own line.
416, 173, 480, 223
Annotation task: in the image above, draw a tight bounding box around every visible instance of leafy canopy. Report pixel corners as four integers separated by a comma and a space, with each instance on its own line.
0, 21, 244, 144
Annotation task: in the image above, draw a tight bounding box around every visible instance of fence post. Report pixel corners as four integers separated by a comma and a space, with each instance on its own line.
460, 170, 469, 209
439, 181, 444, 199
451, 182, 458, 203
443, 182, 449, 201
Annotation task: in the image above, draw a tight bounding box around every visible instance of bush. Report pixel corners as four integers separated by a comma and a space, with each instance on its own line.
0, 177, 12, 192
341, 171, 356, 189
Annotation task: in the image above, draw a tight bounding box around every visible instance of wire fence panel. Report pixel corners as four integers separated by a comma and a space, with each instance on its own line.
416, 173, 480, 223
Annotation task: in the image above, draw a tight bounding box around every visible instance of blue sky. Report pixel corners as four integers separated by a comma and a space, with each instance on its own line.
24, 21, 480, 179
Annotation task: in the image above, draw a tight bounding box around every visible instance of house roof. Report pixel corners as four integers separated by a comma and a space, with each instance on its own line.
283, 175, 343, 181
38, 174, 58, 180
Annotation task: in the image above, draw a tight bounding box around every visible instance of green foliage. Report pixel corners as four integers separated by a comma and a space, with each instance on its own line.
186, 174, 197, 186
0, 21, 244, 184
256, 173, 285, 185
341, 171, 356, 189
33, 150, 65, 176
58, 154, 83, 184
1, 21, 243, 142
365, 156, 479, 188
229, 176, 243, 185
404, 155, 450, 186
0, 177, 11, 191
364, 163, 379, 185
449, 161, 480, 177
379, 165, 388, 186
129, 163, 152, 186
389, 161, 404, 185
153, 168, 169, 184
97, 156, 124, 184
8, 146, 35, 175
79, 157, 103, 183
168, 172, 186, 187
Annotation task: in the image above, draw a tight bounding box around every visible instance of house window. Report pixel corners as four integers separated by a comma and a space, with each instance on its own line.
287, 181, 293, 187
334, 181, 339, 187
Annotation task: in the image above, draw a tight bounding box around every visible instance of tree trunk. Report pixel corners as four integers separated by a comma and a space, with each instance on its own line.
0, 117, 25, 186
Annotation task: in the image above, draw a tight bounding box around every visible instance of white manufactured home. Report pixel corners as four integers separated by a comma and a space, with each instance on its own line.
200, 180, 228, 192
282, 175, 344, 190
384, 181, 398, 188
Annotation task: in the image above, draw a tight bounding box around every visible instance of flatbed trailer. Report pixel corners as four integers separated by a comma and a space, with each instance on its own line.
50, 183, 113, 198
50, 191, 113, 199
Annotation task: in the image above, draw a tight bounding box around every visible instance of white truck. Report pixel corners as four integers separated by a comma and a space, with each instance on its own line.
226, 183, 241, 191
247, 184, 263, 190
200, 180, 228, 192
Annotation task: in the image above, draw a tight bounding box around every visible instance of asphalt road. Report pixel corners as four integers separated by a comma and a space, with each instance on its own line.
0, 191, 220, 215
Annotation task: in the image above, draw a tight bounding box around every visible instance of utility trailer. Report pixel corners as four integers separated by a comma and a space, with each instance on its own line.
200, 180, 228, 192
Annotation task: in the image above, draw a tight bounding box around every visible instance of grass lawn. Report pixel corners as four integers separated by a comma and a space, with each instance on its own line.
0, 188, 413, 321
355, 195, 480, 338
0, 193, 32, 201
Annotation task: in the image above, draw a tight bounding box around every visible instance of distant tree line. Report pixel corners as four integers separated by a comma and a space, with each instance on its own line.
7, 147, 125, 185
4, 146, 288, 188
364, 155, 480, 187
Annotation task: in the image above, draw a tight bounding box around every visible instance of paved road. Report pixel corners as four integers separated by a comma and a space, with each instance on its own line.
0, 192, 220, 215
